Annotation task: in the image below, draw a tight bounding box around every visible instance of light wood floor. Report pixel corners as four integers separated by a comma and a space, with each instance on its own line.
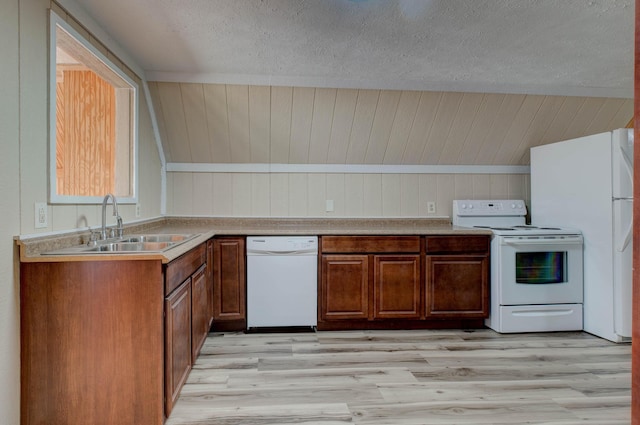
166, 329, 631, 424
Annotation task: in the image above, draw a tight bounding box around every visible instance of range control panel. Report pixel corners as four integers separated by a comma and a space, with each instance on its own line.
453, 200, 527, 217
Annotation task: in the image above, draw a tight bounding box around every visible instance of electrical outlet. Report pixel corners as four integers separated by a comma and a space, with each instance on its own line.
35, 202, 48, 228
427, 201, 436, 214
135, 203, 141, 217
325, 200, 334, 212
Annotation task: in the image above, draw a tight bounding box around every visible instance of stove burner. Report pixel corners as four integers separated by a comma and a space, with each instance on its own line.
539, 227, 561, 230
473, 226, 491, 229
491, 227, 518, 231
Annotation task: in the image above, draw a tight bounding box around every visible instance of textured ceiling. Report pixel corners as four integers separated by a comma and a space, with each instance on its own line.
70, 0, 634, 98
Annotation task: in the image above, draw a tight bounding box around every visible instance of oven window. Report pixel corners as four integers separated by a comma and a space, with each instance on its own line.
515, 252, 566, 284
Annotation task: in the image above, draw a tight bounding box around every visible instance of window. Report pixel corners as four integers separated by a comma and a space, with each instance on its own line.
49, 10, 138, 203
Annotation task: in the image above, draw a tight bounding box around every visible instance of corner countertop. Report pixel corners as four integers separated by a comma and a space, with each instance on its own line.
16, 216, 492, 263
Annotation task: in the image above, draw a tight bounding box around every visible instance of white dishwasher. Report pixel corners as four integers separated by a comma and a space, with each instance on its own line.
246, 236, 318, 329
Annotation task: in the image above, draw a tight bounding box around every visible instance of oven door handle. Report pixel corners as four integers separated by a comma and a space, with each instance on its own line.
501, 237, 583, 246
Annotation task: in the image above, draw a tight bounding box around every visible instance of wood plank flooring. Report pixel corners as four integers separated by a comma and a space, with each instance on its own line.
165, 329, 631, 424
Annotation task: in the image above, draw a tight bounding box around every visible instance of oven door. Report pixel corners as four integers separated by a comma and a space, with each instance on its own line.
498, 235, 583, 305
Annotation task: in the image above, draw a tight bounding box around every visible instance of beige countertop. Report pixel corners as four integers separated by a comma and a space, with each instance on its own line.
16, 217, 491, 263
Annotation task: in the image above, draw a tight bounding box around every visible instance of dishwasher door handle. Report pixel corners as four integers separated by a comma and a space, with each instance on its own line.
247, 250, 315, 256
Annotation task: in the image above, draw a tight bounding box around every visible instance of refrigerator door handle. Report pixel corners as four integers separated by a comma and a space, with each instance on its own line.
615, 198, 633, 253
618, 221, 632, 253
619, 144, 633, 182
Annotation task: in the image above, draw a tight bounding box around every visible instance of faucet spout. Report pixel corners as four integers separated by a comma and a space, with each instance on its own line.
101, 193, 120, 240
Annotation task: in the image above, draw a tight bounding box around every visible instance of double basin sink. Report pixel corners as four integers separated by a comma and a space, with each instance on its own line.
44, 233, 198, 255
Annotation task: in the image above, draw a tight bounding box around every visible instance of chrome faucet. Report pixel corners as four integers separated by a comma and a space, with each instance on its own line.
101, 193, 123, 240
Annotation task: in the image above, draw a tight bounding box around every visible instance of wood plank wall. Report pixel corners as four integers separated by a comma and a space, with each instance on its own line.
56, 70, 115, 196
166, 172, 529, 218
149, 83, 633, 166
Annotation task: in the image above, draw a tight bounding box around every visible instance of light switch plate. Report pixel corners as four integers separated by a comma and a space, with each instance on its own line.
326, 199, 334, 212
35, 202, 47, 228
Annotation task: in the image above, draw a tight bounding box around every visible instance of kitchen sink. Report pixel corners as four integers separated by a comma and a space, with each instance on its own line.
117, 234, 192, 243
86, 241, 175, 252
42, 233, 198, 255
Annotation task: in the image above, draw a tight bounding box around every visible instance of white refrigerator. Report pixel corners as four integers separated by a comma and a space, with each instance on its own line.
530, 128, 633, 343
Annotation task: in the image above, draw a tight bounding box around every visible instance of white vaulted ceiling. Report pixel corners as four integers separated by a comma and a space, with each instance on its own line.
70, 0, 633, 97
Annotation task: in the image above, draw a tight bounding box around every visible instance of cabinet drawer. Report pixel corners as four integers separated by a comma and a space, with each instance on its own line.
425, 236, 489, 254
321, 236, 420, 253
165, 243, 206, 295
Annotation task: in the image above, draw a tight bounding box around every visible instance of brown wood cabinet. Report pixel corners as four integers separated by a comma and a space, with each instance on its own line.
164, 278, 192, 415
212, 237, 246, 330
319, 236, 422, 329
321, 254, 369, 320
190, 264, 209, 362
20, 260, 165, 425
206, 239, 215, 328
163, 243, 208, 417
319, 235, 489, 330
20, 239, 214, 425
425, 236, 490, 319
374, 254, 421, 319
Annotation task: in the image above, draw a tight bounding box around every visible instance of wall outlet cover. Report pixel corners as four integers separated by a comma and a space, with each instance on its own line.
35, 202, 47, 228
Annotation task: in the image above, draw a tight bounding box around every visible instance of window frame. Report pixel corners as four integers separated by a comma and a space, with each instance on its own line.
48, 9, 139, 204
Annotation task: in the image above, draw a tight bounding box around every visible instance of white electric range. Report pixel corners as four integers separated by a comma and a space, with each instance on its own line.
453, 200, 584, 333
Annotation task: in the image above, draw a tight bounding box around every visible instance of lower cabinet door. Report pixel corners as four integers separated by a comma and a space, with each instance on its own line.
212, 238, 246, 324
191, 264, 209, 363
321, 255, 369, 320
373, 255, 421, 319
425, 254, 489, 318
164, 279, 192, 417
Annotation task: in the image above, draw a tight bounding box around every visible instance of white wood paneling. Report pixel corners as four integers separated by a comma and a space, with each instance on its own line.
181, 83, 209, 162
420, 92, 463, 164
437, 92, 485, 165
248, 86, 270, 163
203, 84, 231, 162
400, 174, 420, 217
346, 90, 380, 163
325, 173, 345, 216
231, 173, 251, 215
403, 91, 442, 165
474, 94, 526, 165
327, 89, 358, 164
344, 174, 364, 217
288, 173, 308, 217
364, 90, 401, 164
381, 174, 401, 216
167, 171, 531, 218
251, 173, 270, 216
270, 173, 289, 217
212, 173, 233, 216
192, 173, 213, 214
270, 86, 293, 163
308, 88, 337, 163
149, 82, 632, 168
227, 85, 251, 163
383, 91, 421, 164
151, 82, 632, 218
290, 87, 315, 163
156, 82, 188, 162
456, 93, 504, 164
307, 173, 326, 216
